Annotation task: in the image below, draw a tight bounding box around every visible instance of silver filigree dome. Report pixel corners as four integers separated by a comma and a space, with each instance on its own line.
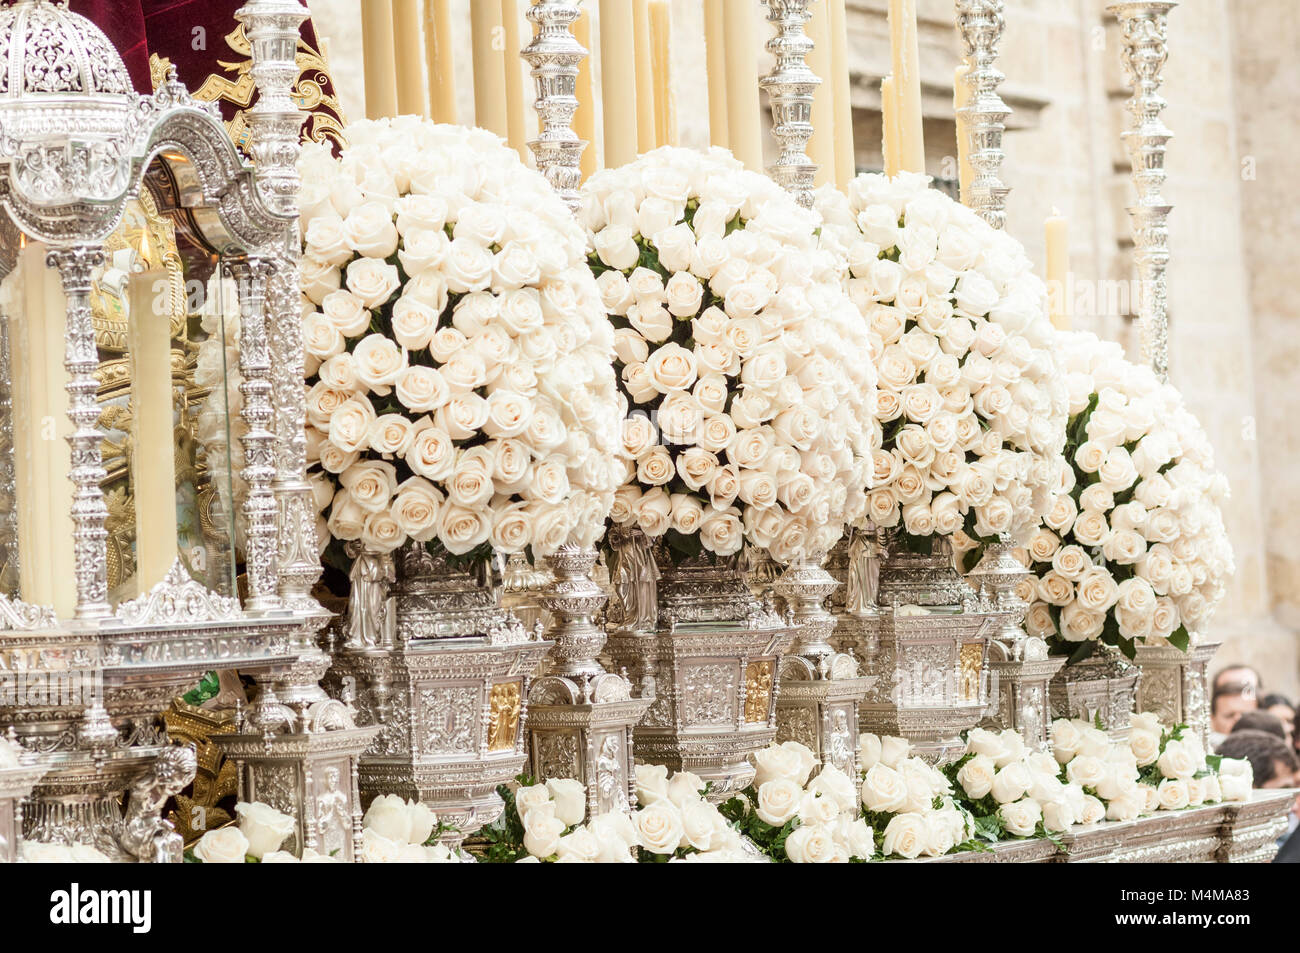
0, 0, 133, 100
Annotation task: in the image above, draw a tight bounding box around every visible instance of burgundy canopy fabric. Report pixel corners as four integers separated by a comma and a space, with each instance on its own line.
67, 0, 342, 140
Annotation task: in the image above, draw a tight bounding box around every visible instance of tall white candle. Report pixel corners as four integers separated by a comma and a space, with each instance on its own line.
361, 0, 398, 119
888, 0, 925, 173
424, 0, 458, 124
128, 263, 180, 592
501, 0, 529, 160
392, 0, 427, 116
600, 0, 639, 167
724, 0, 764, 171
827, 0, 855, 186
704, 0, 729, 149
471, 0, 509, 138
806, 0, 835, 186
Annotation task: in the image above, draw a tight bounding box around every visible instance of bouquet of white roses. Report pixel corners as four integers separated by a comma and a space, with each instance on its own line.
356, 793, 461, 863
190, 800, 303, 863
815, 173, 1067, 549
949, 726, 1097, 841
1049, 713, 1248, 822
299, 118, 623, 567
582, 147, 877, 565
1020, 331, 1233, 656
717, 741, 873, 862
482, 770, 760, 863
856, 733, 977, 858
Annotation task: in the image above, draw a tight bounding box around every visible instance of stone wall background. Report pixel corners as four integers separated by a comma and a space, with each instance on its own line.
305, 0, 1300, 696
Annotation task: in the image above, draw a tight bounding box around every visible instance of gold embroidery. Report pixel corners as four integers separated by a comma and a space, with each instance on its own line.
149, 23, 346, 151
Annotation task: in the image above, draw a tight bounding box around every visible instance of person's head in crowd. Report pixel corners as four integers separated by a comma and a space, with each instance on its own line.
1213, 664, 1261, 694
1211, 685, 1258, 736
1216, 730, 1299, 789
1232, 710, 1287, 741
1261, 693, 1296, 745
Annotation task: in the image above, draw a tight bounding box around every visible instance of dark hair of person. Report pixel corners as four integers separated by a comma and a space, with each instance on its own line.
1215, 730, 1298, 786
1260, 693, 1294, 711
1232, 710, 1287, 740
1211, 685, 1251, 716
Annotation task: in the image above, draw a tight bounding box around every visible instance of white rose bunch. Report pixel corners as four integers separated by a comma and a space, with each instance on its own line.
362, 793, 439, 846
233, 801, 297, 859
301, 119, 623, 564
815, 173, 1067, 549
584, 147, 877, 564
1023, 331, 1233, 653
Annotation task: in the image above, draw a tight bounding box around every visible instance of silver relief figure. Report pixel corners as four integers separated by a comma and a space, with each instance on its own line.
608, 526, 659, 634
345, 541, 394, 649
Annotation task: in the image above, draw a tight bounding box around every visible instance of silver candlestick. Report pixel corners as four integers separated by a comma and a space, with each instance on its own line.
1109, 1, 1176, 383
760, 0, 820, 209
522, 0, 587, 212
955, 0, 1011, 229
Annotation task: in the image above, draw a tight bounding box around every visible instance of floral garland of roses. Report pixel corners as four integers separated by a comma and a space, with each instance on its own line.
718, 741, 876, 862
1016, 331, 1233, 659
299, 119, 623, 570
581, 147, 877, 565
815, 173, 1068, 550
480, 771, 763, 863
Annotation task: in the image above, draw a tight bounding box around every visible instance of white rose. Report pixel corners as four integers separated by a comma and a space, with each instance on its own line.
320, 289, 372, 337
545, 778, 588, 827
990, 763, 1031, 804
523, 809, 567, 858
1156, 739, 1198, 781
881, 813, 930, 859
344, 201, 399, 258
858, 733, 883, 771
345, 258, 401, 309
1128, 729, 1161, 768
594, 225, 640, 270
634, 802, 685, 855
635, 763, 670, 805
860, 763, 908, 814
784, 824, 841, 863
392, 476, 443, 542
193, 826, 251, 864
957, 754, 997, 800
234, 801, 296, 859
437, 502, 493, 555
998, 798, 1043, 838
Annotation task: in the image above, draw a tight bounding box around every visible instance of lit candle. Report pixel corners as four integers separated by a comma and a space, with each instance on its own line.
633, 0, 657, 154
724, 0, 764, 171
573, 8, 599, 178
827, 0, 855, 186
1046, 208, 1070, 330
392, 0, 426, 116
887, 0, 925, 173
501, 0, 529, 160
361, 0, 399, 119
471, 0, 509, 139
704, 0, 729, 149
424, 0, 457, 124
600, 0, 638, 167
128, 253, 180, 592
10, 242, 75, 616
954, 63, 974, 203
806, 0, 835, 186
649, 0, 678, 147
881, 75, 901, 176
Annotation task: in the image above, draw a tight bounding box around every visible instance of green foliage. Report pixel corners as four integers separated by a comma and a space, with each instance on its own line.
479, 782, 531, 864
182, 671, 220, 706
720, 785, 798, 862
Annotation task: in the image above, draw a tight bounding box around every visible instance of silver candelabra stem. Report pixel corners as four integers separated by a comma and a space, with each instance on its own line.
955, 0, 1011, 229
522, 0, 588, 213
1109, 1, 1176, 383
760, 0, 820, 209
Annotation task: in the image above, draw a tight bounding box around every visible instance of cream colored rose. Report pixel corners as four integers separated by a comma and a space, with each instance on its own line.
544, 778, 587, 827
194, 826, 251, 863
344, 201, 399, 258
1050, 544, 1091, 581
990, 763, 1030, 804
636, 447, 675, 486
392, 476, 443, 542
326, 489, 366, 540
361, 511, 406, 552
353, 334, 407, 395
881, 813, 929, 859
784, 824, 841, 863
1066, 755, 1107, 789
957, 753, 996, 800
698, 506, 742, 556
320, 289, 372, 337
437, 502, 493, 554
594, 224, 640, 270
1074, 566, 1119, 613
1157, 778, 1190, 811
1127, 729, 1161, 768
304, 311, 345, 361
634, 801, 685, 855
340, 460, 398, 513
523, 808, 566, 858
998, 798, 1042, 838
1156, 739, 1199, 781
631, 486, 670, 538
860, 763, 908, 813
345, 258, 401, 309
